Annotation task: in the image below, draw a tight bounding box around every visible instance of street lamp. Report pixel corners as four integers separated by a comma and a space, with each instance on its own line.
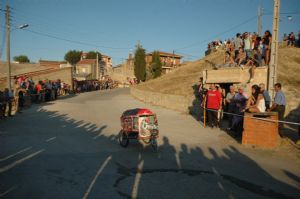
6, 23, 29, 91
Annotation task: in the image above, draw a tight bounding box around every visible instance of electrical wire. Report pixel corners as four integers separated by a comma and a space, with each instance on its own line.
175, 15, 257, 51
17, 27, 132, 50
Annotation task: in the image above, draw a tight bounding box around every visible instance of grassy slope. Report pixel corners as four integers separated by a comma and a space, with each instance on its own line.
136, 47, 300, 98
135, 50, 223, 96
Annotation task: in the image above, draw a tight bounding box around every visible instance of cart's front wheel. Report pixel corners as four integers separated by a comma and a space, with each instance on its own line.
150, 137, 158, 152
118, 131, 129, 147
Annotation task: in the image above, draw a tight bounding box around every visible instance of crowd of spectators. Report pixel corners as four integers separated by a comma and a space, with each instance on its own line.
199, 82, 286, 137
207, 30, 300, 82
0, 76, 72, 118
283, 31, 300, 47
73, 78, 118, 93
0, 75, 119, 118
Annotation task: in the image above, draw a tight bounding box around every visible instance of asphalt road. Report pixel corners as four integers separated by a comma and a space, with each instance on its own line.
0, 88, 300, 199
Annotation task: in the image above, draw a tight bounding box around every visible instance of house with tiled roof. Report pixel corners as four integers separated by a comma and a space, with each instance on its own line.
75, 59, 97, 80
146, 51, 182, 74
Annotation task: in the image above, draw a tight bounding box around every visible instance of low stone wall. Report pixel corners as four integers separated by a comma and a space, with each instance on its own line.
130, 87, 198, 114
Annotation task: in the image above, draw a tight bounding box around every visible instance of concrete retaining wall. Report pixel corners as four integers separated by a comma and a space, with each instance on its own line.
130, 87, 196, 114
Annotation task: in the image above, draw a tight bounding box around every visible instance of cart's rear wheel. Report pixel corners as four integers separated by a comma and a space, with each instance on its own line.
118, 131, 129, 147
150, 137, 158, 152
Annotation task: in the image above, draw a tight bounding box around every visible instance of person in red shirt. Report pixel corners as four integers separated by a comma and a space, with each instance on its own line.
206, 84, 222, 128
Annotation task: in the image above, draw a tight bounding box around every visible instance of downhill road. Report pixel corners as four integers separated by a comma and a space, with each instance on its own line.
0, 88, 299, 199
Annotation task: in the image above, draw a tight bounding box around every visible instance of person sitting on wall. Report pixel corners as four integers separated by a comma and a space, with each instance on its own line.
235, 47, 247, 67
245, 48, 260, 83
214, 51, 236, 69
244, 84, 265, 113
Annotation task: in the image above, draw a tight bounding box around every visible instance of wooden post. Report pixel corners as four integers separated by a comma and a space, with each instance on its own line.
203, 95, 207, 128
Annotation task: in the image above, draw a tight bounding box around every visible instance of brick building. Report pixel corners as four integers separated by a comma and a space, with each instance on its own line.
126, 51, 183, 74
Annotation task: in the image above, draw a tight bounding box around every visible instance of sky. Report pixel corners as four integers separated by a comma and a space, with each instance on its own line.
0, 0, 299, 65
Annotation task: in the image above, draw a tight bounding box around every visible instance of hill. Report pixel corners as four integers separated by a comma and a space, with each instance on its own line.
136, 47, 300, 97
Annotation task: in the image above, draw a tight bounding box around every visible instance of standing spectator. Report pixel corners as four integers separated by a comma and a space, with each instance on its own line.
225, 86, 236, 129
257, 37, 263, 66
288, 32, 295, 47
269, 83, 286, 134
0, 91, 7, 118
263, 30, 272, 65
4, 88, 13, 117
259, 83, 271, 110
243, 32, 252, 58
298, 31, 300, 47
230, 86, 248, 135
233, 33, 243, 59
206, 84, 222, 128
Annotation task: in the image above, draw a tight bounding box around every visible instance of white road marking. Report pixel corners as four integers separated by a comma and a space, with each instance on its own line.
0, 149, 45, 174
131, 160, 144, 199
82, 156, 112, 199
0, 186, 18, 197
46, 137, 56, 142
0, 147, 32, 162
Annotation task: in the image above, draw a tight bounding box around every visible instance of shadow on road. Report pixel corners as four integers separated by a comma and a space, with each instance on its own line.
1, 100, 300, 199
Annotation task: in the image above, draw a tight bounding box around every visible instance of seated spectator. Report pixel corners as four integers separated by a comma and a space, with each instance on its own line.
244, 84, 265, 113
214, 51, 236, 69
246, 48, 260, 82
235, 47, 247, 66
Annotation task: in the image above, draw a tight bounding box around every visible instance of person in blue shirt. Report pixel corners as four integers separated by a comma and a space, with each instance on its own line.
269, 83, 286, 134
259, 83, 271, 110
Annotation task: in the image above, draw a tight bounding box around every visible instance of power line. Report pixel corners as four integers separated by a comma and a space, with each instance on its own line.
175, 15, 257, 51
18, 27, 132, 50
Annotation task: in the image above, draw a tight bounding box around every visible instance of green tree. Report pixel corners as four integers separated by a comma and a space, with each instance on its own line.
64, 50, 82, 91
85, 51, 102, 61
134, 44, 146, 82
13, 55, 30, 63
64, 50, 82, 66
151, 51, 162, 78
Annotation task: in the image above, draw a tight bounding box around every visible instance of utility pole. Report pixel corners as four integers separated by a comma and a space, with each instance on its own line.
268, 0, 280, 99
5, 3, 11, 90
96, 52, 99, 80
257, 5, 263, 36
